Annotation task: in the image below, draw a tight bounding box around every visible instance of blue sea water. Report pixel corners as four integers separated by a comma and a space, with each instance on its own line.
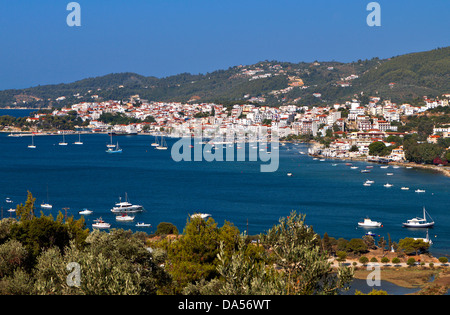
0, 132, 449, 258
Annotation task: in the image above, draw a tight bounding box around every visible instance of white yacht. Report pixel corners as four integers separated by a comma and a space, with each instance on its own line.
79, 208, 93, 215
190, 213, 211, 219
111, 194, 144, 213
403, 207, 435, 228
116, 214, 135, 221
358, 218, 382, 228
92, 218, 111, 229
384, 183, 393, 188
40, 203, 52, 210
136, 222, 151, 227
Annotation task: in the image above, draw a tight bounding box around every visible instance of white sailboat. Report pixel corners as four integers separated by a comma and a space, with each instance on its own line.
403, 207, 435, 228
59, 132, 68, 146
28, 134, 36, 149
155, 135, 168, 150
107, 131, 116, 148
40, 186, 52, 209
74, 132, 83, 145
151, 135, 159, 147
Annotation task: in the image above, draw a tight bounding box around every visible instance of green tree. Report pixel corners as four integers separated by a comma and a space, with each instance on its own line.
260, 211, 353, 295
368, 141, 387, 156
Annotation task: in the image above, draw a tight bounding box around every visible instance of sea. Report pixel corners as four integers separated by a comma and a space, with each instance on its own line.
0, 110, 449, 260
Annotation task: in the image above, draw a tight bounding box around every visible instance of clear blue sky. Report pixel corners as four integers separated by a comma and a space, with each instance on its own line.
0, 0, 448, 90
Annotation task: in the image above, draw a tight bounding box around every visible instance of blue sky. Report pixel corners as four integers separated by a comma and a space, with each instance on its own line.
0, 0, 448, 90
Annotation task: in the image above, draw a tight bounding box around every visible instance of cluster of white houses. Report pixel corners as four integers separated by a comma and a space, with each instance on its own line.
26, 94, 450, 162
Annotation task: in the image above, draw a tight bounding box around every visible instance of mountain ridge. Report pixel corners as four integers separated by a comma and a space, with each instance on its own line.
1, 47, 448, 108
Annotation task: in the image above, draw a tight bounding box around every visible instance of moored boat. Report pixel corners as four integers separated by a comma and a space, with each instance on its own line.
358, 218, 382, 228
403, 207, 434, 228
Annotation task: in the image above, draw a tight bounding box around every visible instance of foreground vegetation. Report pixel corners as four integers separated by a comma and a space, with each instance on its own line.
0, 192, 448, 295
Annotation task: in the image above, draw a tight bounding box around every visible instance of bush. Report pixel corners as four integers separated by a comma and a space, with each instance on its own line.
336, 251, 347, 262
392, 257, 401, 264
381, 257, 390, 264
407, 258, 416, 267
359, 256, 369, 265
438, 257, 448, 265
155, 222, 179, 235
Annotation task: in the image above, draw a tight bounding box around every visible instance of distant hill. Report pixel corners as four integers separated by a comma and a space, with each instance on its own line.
0, 47, 448, 108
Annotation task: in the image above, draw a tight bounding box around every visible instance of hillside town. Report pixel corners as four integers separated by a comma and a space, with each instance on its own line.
14, 92, 450, 163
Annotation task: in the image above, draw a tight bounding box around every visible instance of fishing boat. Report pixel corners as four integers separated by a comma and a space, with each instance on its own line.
58, 132, 68, 146
116, 214, 135, 221
111, 193, 144, 213
358, 218, 382, 228
79, 208, 93, 215
403, 207, 435, 228
28, 134, 36, 149
106, 142, 123, 153
92, 218, 111, 229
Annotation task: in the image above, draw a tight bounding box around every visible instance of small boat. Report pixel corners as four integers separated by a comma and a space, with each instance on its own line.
363, 182, 371, 186
151, 135, 159, 147
59, 132, 68, 146
155, 136, 168, 150
111, 193, 144, 213
365, 180, 374, 184
79, 208, 93, 215
5, 197, 13, 203
287, 173, 293, 177
358, 218, 382, 228
366, 166, 373, 169
332, 164, 337, 166
7, 208, 15, 213
116, 214, 135, 221
380, 165, 389, 169
106, 142, 123, 153
92, 218, 111, 229
40, 186, 52, 209
365, 231, 377, 237
28, 134, 36, 149
401, 187, 410, 190
350, 166, 359, 169
386, 173, 394, 176
384, 183, 393, 188
361, 170, 370, 173
415, 189, 426, 193
136, 222, 151, 227
191, 213, 211, 219
403, 207, 434, 228
74, 132, 83, 145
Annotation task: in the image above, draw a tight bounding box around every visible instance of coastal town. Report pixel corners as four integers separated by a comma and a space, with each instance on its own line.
5, 89, 450, 167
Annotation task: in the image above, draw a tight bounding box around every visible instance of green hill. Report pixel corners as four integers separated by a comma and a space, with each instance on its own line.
0, 47, 448, 108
